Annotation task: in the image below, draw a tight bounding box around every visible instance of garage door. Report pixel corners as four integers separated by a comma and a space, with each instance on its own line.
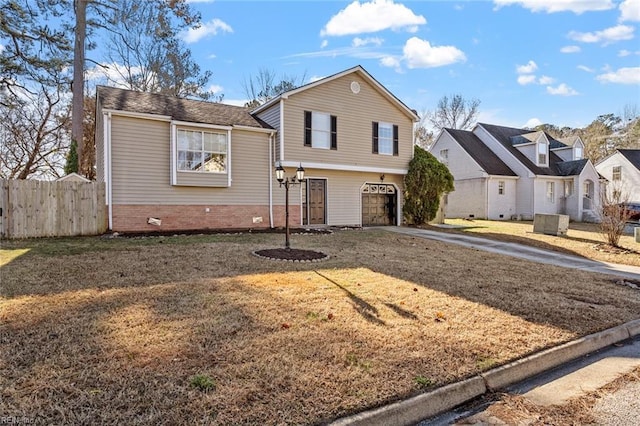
362, 184, 396, 226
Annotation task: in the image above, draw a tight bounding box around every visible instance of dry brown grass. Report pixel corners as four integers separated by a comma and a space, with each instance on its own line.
439, 219, 640, 267
1, 229, 639, 425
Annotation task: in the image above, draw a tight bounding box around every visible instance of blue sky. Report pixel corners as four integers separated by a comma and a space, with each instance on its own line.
99, 0, 640, 129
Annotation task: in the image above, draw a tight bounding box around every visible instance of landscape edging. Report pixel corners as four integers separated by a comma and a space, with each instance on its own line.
329, 319, 640, 426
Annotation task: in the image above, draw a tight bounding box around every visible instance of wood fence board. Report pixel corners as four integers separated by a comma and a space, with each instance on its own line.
0, 179, 107, 239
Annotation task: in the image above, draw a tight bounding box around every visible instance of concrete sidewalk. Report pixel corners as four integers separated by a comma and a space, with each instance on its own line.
382, 226, 640, 280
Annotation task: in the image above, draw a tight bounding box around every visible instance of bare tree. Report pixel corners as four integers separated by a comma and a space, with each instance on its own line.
599, 182, 633, 247
0, 84, 71, 179
426, 94, 480, 133
414, 109, 434, 150
242, 68, 306, 107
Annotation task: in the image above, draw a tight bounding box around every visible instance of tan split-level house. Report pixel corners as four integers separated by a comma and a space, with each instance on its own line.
95, 65, 419, 232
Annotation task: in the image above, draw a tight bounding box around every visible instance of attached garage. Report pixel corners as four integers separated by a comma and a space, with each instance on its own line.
361, 183, 398, 226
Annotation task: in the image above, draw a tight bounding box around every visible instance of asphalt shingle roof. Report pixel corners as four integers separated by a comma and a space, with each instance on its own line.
478, 123, 578, 177
556, 159, 587, 176
96, 86, 272, 129
445, 128, 517, 176
619, 149, 640, 170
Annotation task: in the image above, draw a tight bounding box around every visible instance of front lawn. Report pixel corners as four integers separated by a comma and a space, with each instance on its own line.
1, 229, 638, 425
438, 219, 640, 267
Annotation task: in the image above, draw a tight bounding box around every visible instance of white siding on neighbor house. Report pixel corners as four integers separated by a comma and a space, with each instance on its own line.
280, 73, 414, 170
109, 115, 271, 205
487, 178, 517, 220
578, 163, 602, 213
474, 125, 536, 218
552, 147, 573, 162
533, 178, 565, 215
430, 131, 488, 219
445, 178, 487, 219
596, 153, 640, 203
562, 177, 580, 221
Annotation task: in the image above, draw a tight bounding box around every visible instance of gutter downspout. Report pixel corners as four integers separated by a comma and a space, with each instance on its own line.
268, 132, 274, 228
105, 112, 113, 230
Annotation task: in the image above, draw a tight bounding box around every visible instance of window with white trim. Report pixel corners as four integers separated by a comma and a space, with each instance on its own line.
498, 181, 505, 195
546, 181, 555, 203
564, 181, 573, 197
304, 111, 337, 150
537, 140, 548, 166
574, 146, 583, 160
612, 166, 621, 181
372, 121, 398, 156
177, 129, 227, 173
439, 149, 449, 164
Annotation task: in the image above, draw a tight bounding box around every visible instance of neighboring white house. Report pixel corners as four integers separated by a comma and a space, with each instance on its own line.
431, 123, 602, 222
595, 149, 640, 203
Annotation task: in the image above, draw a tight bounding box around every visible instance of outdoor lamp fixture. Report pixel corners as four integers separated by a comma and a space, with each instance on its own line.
275, 163, 305, 249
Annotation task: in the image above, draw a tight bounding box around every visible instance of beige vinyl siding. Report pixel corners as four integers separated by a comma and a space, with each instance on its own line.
282, 74, 413, 168
95, 106, 105, 183
300, 168, 404, 226
110, 115, 271, 205
256, 103, 282, 162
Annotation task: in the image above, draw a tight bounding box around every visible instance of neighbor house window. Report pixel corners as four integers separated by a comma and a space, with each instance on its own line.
612, 166, 621, 181
537, 140, 548, 166
304, 111, 337, 150
546, 182, 555, 203
574, 146, 583, 160
498, 181, 505, 195
177, 129, 227, 172
372, 121, 398, 156
439, 149, 449, 164
564, 181, 573, 197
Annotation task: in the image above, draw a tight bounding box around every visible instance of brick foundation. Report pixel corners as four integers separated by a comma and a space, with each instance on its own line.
111, 204, 301, 233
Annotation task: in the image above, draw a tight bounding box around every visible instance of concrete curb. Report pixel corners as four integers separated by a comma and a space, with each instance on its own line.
329, 319, 640, 426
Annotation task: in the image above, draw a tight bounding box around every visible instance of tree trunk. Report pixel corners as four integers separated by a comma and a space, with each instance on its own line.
72, 0, 86, 176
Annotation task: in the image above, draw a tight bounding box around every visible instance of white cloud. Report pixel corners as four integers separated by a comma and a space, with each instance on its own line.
85, 62, 143, 88
380, 55, 402, 71
546, 83, 579, 96
207, 84, 223, 94
568, 24, 634, 44
321, 0, 426, 36
560, 45, 581, 53
308, 75, 326, 83
0, 44, 4, 54
618, 49, 632, 56
619, 0, 640, 22
183, 18, 233, 44
493, 0, 615, 14
208, 53, 217, 59
517, 75, 537, 85
224, 99, 249, 107
538, 75, 555, 84
402, 37, 466, 69
352, 37, 384, 47
524, 117, 543, 128
577, 65, 594, 72
321, 40, 328, 48
516, 60, 538, 74
596, 66, 640, 83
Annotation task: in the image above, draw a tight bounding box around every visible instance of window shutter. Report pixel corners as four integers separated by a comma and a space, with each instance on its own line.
330, 115, 337, 150
372, 122, 379, 154
304, 111, 312, 146
393, 125, 399, 156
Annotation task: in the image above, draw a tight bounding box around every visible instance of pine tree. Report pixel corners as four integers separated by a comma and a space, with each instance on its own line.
64, 139, 79, 175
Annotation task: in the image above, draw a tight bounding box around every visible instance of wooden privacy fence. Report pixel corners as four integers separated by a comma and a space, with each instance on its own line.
0, 179, 108, 239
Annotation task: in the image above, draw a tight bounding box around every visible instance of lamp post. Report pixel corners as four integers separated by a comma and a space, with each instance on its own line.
275, 163, 305, 249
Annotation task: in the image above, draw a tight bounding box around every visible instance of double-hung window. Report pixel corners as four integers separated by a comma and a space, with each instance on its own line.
304, 111, 337, 150
372, 121, 398, 156
498, 181, 505, 195
546, 182, 555, 203
612, 166, 621, 181
177, 129, 227, 173
439, 149, 449, 164
537, 140, 548, 166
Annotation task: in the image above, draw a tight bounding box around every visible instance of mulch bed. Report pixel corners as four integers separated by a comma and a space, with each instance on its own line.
253, 248, 329, 262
